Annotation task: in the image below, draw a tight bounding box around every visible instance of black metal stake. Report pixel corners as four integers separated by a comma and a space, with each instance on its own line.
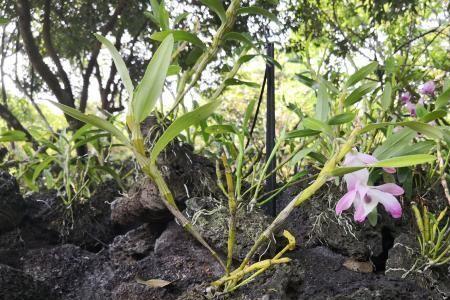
265, 43, 276, 216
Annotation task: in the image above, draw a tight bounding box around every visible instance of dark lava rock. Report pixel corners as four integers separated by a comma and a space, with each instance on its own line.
111, 178, 171, 225
0, 171, 25, 233
21, 244, 114, 299
109, 223, 162, 265
386, 233, 450, 298
112, 221, 223, 300
0, 263, 55, 300
183, 197, 274, 260
277, 181, 406, 265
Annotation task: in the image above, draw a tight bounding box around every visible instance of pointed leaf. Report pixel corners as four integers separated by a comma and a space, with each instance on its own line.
200, 0, 226, 23
132, 35, 173, 122
371, 154, 436, 168
222, 32, 254, 47
436, 87, 450, 109
420, 109, 447, 123
315, 81, 330, 121
303, 117, 333, 136
167, 65, 181, 76
150, 30, 205, 49
327, 112, 355, 125
285, 129, 321, 139
380, 82, 392, 110
345, 62, 378, 88
95, 34, 134, 98
344, 82, 378, 106
49, 101, 129, 146
150, 101, 220, 164
237, 7, 280, 24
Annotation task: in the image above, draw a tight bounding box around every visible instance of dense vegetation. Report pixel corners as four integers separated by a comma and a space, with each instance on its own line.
0, 0, 449, 299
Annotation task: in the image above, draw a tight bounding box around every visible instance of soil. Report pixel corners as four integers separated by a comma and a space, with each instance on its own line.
0, 166, 449, 299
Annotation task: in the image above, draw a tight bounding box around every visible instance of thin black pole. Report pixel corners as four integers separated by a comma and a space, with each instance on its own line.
265, 43, 276, 216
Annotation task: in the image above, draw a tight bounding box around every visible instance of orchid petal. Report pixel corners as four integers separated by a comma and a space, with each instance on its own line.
336, 189, 356, 215
367, 189, 402, 218
373, 183, 404, 196
353, 194, 377, 222
356, 153, 378, 165
383, 167, 396, 174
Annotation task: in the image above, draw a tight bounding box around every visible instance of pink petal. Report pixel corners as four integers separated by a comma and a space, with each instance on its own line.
344, 169, 369, 191
353, 195, 377, 222
383, 167, 396, 174
336, 189, 356, 215
373, 183, 404, 196
356, 153, 378, 165
343, 152, 358, 166
367, 189, 402, 218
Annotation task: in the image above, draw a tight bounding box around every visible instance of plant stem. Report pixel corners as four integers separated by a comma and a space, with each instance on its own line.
222, 154, 237, 275
236, 128, 359, 270
130, 133, 226, 270
168, 0, 241, 113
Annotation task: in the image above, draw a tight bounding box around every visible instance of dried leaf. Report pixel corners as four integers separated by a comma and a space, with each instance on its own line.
136, 277, 172, 288
343, 258, 373, 273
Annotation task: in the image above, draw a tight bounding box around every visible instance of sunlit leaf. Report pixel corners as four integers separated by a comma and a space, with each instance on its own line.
200, 0, 226, 23
49, 101, 130, 146
205, 124, 237, 135
435, 87, 450, 109
222, 32, 254, 47
285, 129, 321, 139
315, 81, 330, 122
380, 82, 392, 110
167, 65, 182, 76
224, 78, 259, 88
371, 154, 436, 168
150, 101, 220, 164
421, 109, 447, 123
132, 35, 173, 123
150, 30, 205, 49
237, 7, 280, 24
303, 117, 333, 136
328, 112, 355, 125
95, 34, 134, 98
0, 130, 27, 142
345, 62, 378, 88
344, 82, 378, 106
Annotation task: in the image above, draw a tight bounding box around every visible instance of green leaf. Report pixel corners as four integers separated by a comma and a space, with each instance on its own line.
150, 30, 205, 49
344, 82, 378, 106
224, 78, 259, 88
0, 130, 27, 142
243, 99, 256, 129
222, 32, 254, 47
205, 124, 237, 135
371, 154, 436, 168
132, 34, 173, 123
167, 65, 181, 76
399, 121, 442, 140
308, 152, 327, 164
285, 129, 321, 139
158, 3, 170, 30
174, 12, 189, 25
49, 101, 129, 146
95, 34, 134, 98
328, 112, 355, 125
32, 157, 55, 182
435, 87, 450, 109
331, 166, 366, 176
373, 128, 416, 160
237, 7, 280, 24
150, 101, 220, 164
421, 109, 447, 123
315, 81, 330, 122
0, 18, 9, 25
303, 117, 333, 136
144, 11, 160, 26
295, 73, 316, 88
200, 0, 226, 23
345, 62, 378, 88
380, 82, 392, 110
397, 141, 435, 156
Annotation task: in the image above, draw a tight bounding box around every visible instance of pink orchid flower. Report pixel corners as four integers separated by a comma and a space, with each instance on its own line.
419, 81, 435, 95
336, 152, 404, 222
405, 101, 416, 117
343, 151, 396, 174
400, 92, 411, 103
